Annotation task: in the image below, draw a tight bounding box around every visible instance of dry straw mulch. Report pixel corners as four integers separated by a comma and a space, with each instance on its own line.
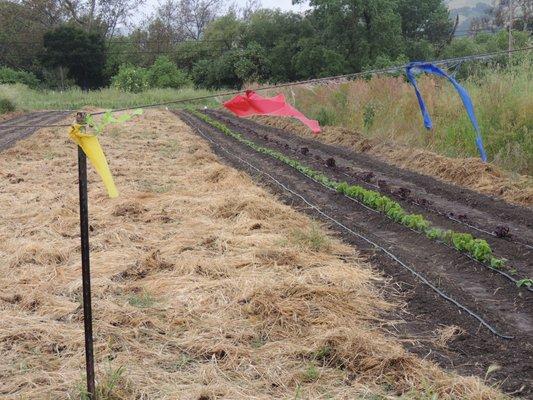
0, 110, 505, 399
0, 111, 24, 123
254, 117, 533, 207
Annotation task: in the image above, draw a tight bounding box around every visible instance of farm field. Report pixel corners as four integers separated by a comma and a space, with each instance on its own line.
1, 0, 532, 398
0, 109, 528, 399
178, 110, 533, 395
252, 115, 533, 207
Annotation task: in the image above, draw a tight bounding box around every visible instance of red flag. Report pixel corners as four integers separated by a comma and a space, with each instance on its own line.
223, 90, 321, 133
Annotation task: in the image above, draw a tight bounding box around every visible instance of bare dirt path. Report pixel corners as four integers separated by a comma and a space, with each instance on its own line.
0, 111, 72, 151
178, 110, 533, 397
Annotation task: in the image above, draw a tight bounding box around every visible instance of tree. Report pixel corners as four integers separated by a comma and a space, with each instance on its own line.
242, 10, 312, 82
234, 42, 270, 83
397, 0, 453, 58
295, 0, 405, 71
147, 55, 190, 88
42, 25, 107, 88
397, 0, 452, 42
202, 10, 243, 48
0, 1, 47, 70
60, 0, 144, 36
293, 38, 348, 78
240, 0, 261, 20
20, 0, 66, 27
153, 0, 224, 41
191, 41, 270, 89
476, 1, 532, 31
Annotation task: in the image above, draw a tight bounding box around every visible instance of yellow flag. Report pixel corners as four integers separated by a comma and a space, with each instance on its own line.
69, 124, 119, 198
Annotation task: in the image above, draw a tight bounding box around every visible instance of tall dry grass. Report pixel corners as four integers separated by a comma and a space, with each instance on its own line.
280, 57, 532, 176
253, 115, 533, 206
0, 110, 506, 399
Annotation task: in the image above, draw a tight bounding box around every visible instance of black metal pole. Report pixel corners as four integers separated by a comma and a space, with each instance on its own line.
77, 113, 96, 399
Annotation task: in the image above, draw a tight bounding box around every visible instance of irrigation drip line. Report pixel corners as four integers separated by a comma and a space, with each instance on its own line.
89, 46, 532, 116
181, 110, 514, 340
204, 111, 533, 292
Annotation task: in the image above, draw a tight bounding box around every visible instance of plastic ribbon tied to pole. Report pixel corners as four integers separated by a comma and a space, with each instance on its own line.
224, 90, 321, 133
406, 62, 487, 162
69, 124, 119, 198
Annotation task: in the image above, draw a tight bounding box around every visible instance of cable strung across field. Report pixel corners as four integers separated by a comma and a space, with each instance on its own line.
179, 110, 514, 340
88, 46, 533, 116
3, 46, 531, 130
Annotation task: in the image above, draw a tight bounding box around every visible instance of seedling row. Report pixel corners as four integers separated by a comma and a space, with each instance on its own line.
190, 110, 530, 283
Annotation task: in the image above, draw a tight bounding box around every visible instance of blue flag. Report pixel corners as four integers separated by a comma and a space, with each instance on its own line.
406, 62, 487, 162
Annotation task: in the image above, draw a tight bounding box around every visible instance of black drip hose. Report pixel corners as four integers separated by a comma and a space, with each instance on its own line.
180, 110, 514, 340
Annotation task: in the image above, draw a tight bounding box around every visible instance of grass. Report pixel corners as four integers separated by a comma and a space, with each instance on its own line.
290, 224, 331, 251
78, 366, 129, 400
127, 291, 156, 308
0, 83, 219, 112
302, 364, 320, 382
275, 56, 532, 175
0, 97, 15, 113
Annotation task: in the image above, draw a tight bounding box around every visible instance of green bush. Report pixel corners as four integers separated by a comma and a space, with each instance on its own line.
316, 107, 337, 126
0, 67, 39, 88
111, 65, 149, 93
147, 56, 190, 89
0, 98, 16, 114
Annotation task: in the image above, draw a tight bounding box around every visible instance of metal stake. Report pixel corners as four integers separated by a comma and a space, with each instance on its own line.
76, 112, 96, 399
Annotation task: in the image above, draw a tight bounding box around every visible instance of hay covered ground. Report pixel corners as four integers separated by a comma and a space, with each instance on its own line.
0, 109, 505, 399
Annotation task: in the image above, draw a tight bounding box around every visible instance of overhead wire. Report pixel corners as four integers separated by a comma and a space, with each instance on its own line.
1, 45, 531, 127
89, 45, 532, 116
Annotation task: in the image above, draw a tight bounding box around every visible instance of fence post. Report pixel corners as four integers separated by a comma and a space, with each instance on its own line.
75, 111, 96, 399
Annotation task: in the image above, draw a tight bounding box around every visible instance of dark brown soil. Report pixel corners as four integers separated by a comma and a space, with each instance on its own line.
0, 111, 72, 151
178, 110, 533, 398
208, 110, 533, 279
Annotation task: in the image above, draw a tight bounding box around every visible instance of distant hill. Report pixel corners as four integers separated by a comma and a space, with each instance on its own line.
446, 0, 493, 32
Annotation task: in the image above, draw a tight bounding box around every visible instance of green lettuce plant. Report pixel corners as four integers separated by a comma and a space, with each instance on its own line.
191, 110, 509, 271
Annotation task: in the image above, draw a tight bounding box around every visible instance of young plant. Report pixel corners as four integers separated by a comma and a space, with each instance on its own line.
192, 110, 512, 273
85, 109, 143, 135
516, 278, 533, 288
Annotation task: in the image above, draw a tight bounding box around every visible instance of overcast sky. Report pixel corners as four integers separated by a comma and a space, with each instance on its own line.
137, 0, 309, 22
250, 0, 306, 10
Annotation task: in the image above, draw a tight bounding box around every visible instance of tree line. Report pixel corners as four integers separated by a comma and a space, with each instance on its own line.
0, 0, 530, 91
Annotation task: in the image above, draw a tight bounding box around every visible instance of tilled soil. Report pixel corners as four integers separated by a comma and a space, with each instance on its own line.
0, 111, 72, 151
178, 110, 533, 397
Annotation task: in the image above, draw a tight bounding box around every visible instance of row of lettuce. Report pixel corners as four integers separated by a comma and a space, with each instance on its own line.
190, 110, 509, 271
